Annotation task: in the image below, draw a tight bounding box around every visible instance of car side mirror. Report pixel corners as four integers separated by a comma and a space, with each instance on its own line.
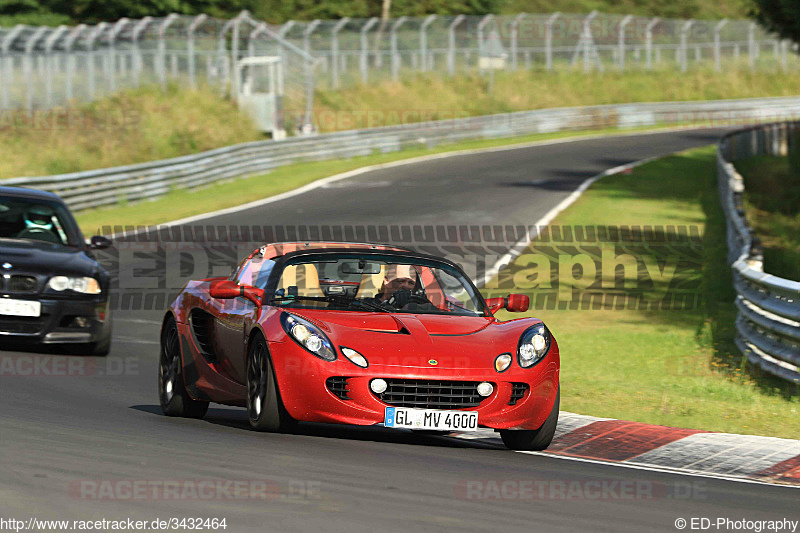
485, 294, 530, 314
89, 235, 112, 250
210, 280, 264, 308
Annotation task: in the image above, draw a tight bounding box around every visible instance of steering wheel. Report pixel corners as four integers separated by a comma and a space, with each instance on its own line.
16, 227, 59, 244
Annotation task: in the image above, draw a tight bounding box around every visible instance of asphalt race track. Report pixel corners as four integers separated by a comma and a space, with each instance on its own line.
2, 128, 797, 532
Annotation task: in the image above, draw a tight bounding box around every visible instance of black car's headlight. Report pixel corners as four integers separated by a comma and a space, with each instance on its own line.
280, 312, 336, 361
517, 324, 551, 368
47, 276, 101, 295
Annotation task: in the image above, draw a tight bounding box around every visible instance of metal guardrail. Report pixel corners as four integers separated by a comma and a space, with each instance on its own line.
5, 95, 800, 213
717, 123, 800, 384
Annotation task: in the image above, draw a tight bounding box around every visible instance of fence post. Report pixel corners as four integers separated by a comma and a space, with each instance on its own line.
680, 19, 693, 72
131, 17, 152, 88
420, 14, 436, 72
545, 12, 560, 71
303, 19, 321, 59
85, 23, 109, 101
331, 17, 350, 88
617, 15, 632, 70
390, 16, 408, 80
360, 17, 378, 82
477, 14, 495, 74
511, 13, 527, 70
645, 17, 659, 70
187, 14, 207, 89
157, 14, 179, 89
2, 25, 28, 109
447, 15, 465, 75
748, 22, 756, 70
62, 24, 85, 102
714, 19, 727, 72
44, 25, 69, 108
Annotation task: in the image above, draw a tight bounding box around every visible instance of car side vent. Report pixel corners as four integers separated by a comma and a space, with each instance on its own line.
508, 383, 529, 405
189, 309, 217, 362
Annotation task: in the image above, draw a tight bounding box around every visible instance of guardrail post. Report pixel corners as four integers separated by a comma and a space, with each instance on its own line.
331, 17, 350, 88
645, 17, 660, 70
360, 17, 378, 82
714, 19, 727, 72
617, 15, 632, 70
420, 14, 436, 72
511, 13, 526, 70
187, 14, 207, 89
447, 15, 465, 75
390, 16, 408, 80
545, 12, 560, 71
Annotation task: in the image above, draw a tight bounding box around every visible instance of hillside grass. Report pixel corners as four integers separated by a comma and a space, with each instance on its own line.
3, 68, 800, 180
492, 146, 800, 439
312, 68, 800, 132
733, 155, 800, 281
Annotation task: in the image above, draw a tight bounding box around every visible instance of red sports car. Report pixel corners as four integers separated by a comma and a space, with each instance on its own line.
158, 242, 560, 450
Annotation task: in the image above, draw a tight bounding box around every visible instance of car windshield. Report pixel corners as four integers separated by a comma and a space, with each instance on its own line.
0, 196, 78, 247
270, 254, 487, 316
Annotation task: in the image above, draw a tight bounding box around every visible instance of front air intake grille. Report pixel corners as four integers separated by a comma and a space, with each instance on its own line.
373, 379, 491, 410
0, 316, 45, 334
326, 377, 351, 400
8, 275, 39, 293
508, 383, 529, 405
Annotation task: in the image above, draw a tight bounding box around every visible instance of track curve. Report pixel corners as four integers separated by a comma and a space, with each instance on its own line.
2, 128, 797, 532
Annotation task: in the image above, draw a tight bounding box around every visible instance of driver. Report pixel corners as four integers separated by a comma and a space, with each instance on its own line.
24, 205, 54, 231
370, 264, 435, 311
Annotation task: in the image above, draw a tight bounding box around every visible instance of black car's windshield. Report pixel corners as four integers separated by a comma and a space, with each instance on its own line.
0, 196, 79, 247
269, 254, 488, 317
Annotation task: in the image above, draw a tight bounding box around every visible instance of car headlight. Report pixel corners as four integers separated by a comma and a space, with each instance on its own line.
517, 324, 551, 368
280, 312, 336, 361
47, 276, 101, 294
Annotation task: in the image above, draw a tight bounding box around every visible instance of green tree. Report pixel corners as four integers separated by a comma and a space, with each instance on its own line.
752, 0, 800, 43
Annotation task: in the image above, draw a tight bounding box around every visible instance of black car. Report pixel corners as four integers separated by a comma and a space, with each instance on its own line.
0, 186, 113, 355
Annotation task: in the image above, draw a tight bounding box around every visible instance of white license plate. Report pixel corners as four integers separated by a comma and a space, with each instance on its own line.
0, 298, 41, 318
384, 407, 478, 432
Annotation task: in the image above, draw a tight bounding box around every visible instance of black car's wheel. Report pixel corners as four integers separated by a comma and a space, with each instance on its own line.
500, 385, 560, 451
247, 334, 294, 432
158, 318, 208, 419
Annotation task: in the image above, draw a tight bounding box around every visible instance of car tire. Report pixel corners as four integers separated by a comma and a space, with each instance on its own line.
158, 318, 209, 419
247, 334, 295, 432
500, 385, 560, 451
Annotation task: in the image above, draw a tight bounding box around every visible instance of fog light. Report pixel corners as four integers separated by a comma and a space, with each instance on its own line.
71, 317, 90, 328
370, 378, 388, 394
477, 382, 493, 397
341, 347, 368, 368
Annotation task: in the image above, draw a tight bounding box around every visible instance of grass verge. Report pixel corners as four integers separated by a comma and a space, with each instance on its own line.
492, 146, 799, 439
731, 155, 800, 281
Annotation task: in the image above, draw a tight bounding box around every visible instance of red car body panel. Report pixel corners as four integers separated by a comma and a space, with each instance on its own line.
165, 243, 560, 431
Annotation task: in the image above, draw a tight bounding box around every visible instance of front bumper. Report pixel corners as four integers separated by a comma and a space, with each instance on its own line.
270, 339, 560, 431
0, 297, 110, 344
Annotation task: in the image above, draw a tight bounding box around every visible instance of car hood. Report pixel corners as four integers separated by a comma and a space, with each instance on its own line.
286, 309, 534, 370
0, 239, 96, 277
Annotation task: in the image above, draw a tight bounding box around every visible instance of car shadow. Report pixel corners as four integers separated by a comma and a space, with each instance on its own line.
129, 404, 506, 450
0, 342, 106, 357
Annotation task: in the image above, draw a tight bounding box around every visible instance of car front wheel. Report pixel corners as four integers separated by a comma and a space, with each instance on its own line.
247, 335, 294, 432
500, 385, 559, 451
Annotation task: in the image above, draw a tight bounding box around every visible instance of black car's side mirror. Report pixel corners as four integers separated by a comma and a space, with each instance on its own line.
89, 235, 112, 250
